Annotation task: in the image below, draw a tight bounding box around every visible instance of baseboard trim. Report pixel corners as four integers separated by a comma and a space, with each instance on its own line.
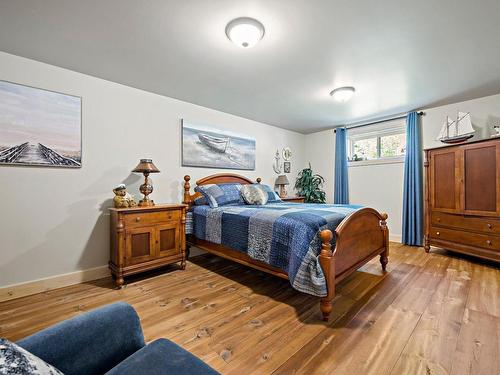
0, 265, 110, 302
389, 234, 402, 243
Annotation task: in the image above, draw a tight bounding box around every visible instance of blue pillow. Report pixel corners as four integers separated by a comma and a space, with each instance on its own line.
194, 183, 243, 208
256, 184, 282, 203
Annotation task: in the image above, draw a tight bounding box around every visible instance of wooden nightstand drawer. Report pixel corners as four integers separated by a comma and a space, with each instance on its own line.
431, 211, 500, 235
124, 210, 180, 227
430, 226, 500, 251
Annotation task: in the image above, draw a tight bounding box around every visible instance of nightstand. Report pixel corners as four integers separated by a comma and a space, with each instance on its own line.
281, 196, 305, 203
109, 204, 187, 288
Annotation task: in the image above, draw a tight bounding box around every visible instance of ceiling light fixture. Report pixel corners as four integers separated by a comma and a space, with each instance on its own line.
225, 17, 265, 48
330, 86, 356, 102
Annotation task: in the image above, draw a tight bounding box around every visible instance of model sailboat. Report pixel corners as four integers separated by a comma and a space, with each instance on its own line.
436, 112, 475, 144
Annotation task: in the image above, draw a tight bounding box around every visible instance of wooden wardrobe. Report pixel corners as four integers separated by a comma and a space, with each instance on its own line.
424, 137, 500, 262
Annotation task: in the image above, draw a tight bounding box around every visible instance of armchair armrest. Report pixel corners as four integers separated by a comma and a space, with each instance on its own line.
17, 302, 145, 375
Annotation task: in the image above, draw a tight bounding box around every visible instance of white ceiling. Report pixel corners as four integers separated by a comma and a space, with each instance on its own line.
1, 0, 500, 134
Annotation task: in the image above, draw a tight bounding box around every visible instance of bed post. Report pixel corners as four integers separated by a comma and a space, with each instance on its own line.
256, 177, 261, 184
319, 229, 335, 322
380, 213, 389, 271
183, 175, 192, 207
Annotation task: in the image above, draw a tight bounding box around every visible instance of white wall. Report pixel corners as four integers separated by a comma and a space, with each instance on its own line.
0, 52, 306, 287
306, 93, 500, 241
304, 129, 335, 203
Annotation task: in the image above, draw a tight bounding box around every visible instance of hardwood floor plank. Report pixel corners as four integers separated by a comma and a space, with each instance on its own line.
450, 309, 500, 375
390, 257, 472, 374
466, 263, 500, 318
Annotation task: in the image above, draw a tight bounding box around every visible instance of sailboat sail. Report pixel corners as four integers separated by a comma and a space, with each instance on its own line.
456, 112, 474, 136
436, 116, 455, 141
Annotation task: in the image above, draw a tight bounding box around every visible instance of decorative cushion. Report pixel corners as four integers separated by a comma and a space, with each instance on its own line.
193, 196, 207, 206
240, 184, 268, 205
194, 183, 243, 208
0, 338, 64, 375
256, 184, 282, 203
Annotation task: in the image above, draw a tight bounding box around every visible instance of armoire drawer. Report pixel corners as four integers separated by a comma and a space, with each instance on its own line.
431, 212, 500, 235
429, 226, 500, 251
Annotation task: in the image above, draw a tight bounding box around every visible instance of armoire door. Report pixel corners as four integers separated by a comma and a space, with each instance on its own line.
430, 148, 461, 213
125, 227, 156, 265
462, 141, 500, 216
155, 223, 180, 258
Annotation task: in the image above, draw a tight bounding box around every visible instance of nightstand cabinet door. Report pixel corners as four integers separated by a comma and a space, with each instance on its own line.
156, 223, 180, 258
125, 227, 156, 266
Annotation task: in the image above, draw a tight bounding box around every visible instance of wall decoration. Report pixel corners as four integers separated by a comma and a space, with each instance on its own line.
0, 80, 81, 167
284, 161, 291, 173
282, 147, 292, 161
182, 120, 255, 170
273, 149, 282, 174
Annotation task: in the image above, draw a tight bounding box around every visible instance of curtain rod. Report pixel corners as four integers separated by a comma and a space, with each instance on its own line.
333, 111, 425, 133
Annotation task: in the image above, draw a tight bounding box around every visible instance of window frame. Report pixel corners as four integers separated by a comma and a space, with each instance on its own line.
347, 118, 407, 167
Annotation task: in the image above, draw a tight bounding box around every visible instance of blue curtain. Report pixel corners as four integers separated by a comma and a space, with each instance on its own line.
402, 112, 423, 246
334, 127, 349, 204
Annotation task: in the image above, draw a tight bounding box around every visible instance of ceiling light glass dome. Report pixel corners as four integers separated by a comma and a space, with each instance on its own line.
330, 86, 356, 102
225, 17, 265, 48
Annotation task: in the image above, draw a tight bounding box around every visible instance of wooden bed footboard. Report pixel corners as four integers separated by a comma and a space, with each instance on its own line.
318, 208, 389, 320
183, 174, 389, 321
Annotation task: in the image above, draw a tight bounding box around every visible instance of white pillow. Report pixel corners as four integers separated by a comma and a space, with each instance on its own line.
240, 184, 268, 205
0, 338, 64, 375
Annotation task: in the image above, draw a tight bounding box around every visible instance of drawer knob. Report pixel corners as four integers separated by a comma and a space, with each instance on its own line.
486, 240, 492, 246
135, 217, 141, 222
487, 223, 493, 229
436, 232, 440, 236
437, 218, 441, 222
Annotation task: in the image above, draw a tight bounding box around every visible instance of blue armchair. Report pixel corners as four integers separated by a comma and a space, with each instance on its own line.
17, 302, 219, 375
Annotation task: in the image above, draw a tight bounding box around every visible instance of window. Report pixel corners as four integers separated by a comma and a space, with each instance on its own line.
347, 118, 406, 165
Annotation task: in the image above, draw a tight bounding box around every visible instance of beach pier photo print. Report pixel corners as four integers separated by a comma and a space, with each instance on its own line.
182, 120, 255, 170
0, 80, 82, 168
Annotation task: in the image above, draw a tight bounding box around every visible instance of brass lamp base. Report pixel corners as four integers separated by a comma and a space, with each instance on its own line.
138, 198, 155, 207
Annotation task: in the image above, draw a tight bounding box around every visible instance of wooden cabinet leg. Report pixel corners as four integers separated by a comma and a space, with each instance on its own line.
424, 236, 430, 253
115, 275, 125, 289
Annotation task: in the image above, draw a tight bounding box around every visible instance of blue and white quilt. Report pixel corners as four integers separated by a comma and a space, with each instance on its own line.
191, 202, 361, 297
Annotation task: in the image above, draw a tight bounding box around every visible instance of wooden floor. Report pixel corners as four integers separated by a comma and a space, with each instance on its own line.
1, 243, 499, 374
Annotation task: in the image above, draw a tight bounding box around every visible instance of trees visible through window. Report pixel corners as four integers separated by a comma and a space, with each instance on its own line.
347, 118, 406, 163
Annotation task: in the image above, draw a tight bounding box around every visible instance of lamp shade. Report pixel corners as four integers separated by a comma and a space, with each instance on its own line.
132, 159, 160, 173
275, 175, 289, 186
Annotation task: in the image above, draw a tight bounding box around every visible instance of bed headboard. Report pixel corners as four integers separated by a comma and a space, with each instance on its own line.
183, 173, 261, 208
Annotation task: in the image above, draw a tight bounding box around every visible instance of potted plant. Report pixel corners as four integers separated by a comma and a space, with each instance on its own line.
295, 163, 326, 203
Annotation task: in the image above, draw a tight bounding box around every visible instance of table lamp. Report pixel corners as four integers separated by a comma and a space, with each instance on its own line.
132, 159, 160, 206
275, 174, 289, 198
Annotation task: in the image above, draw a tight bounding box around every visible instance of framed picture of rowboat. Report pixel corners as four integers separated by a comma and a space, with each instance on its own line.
181, 120, 256, 170
0, 80, 82, 168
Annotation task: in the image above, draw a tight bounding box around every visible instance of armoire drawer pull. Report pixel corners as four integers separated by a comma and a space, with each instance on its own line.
436, 232, 440, 236
135, 217, 141, 222
437, 218, 441, 222
487, 223, 492, 229
486, 240, 492, 246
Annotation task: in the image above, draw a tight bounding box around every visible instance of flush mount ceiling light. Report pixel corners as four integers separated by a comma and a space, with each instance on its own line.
330, 86, 356, 102
225, 17, 265, 48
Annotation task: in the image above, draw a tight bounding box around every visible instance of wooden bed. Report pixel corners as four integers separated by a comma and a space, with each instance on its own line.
182, 173, 389, 321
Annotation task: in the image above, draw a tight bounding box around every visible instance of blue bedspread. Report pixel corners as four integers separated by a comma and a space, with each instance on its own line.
191, 202, 361, 297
